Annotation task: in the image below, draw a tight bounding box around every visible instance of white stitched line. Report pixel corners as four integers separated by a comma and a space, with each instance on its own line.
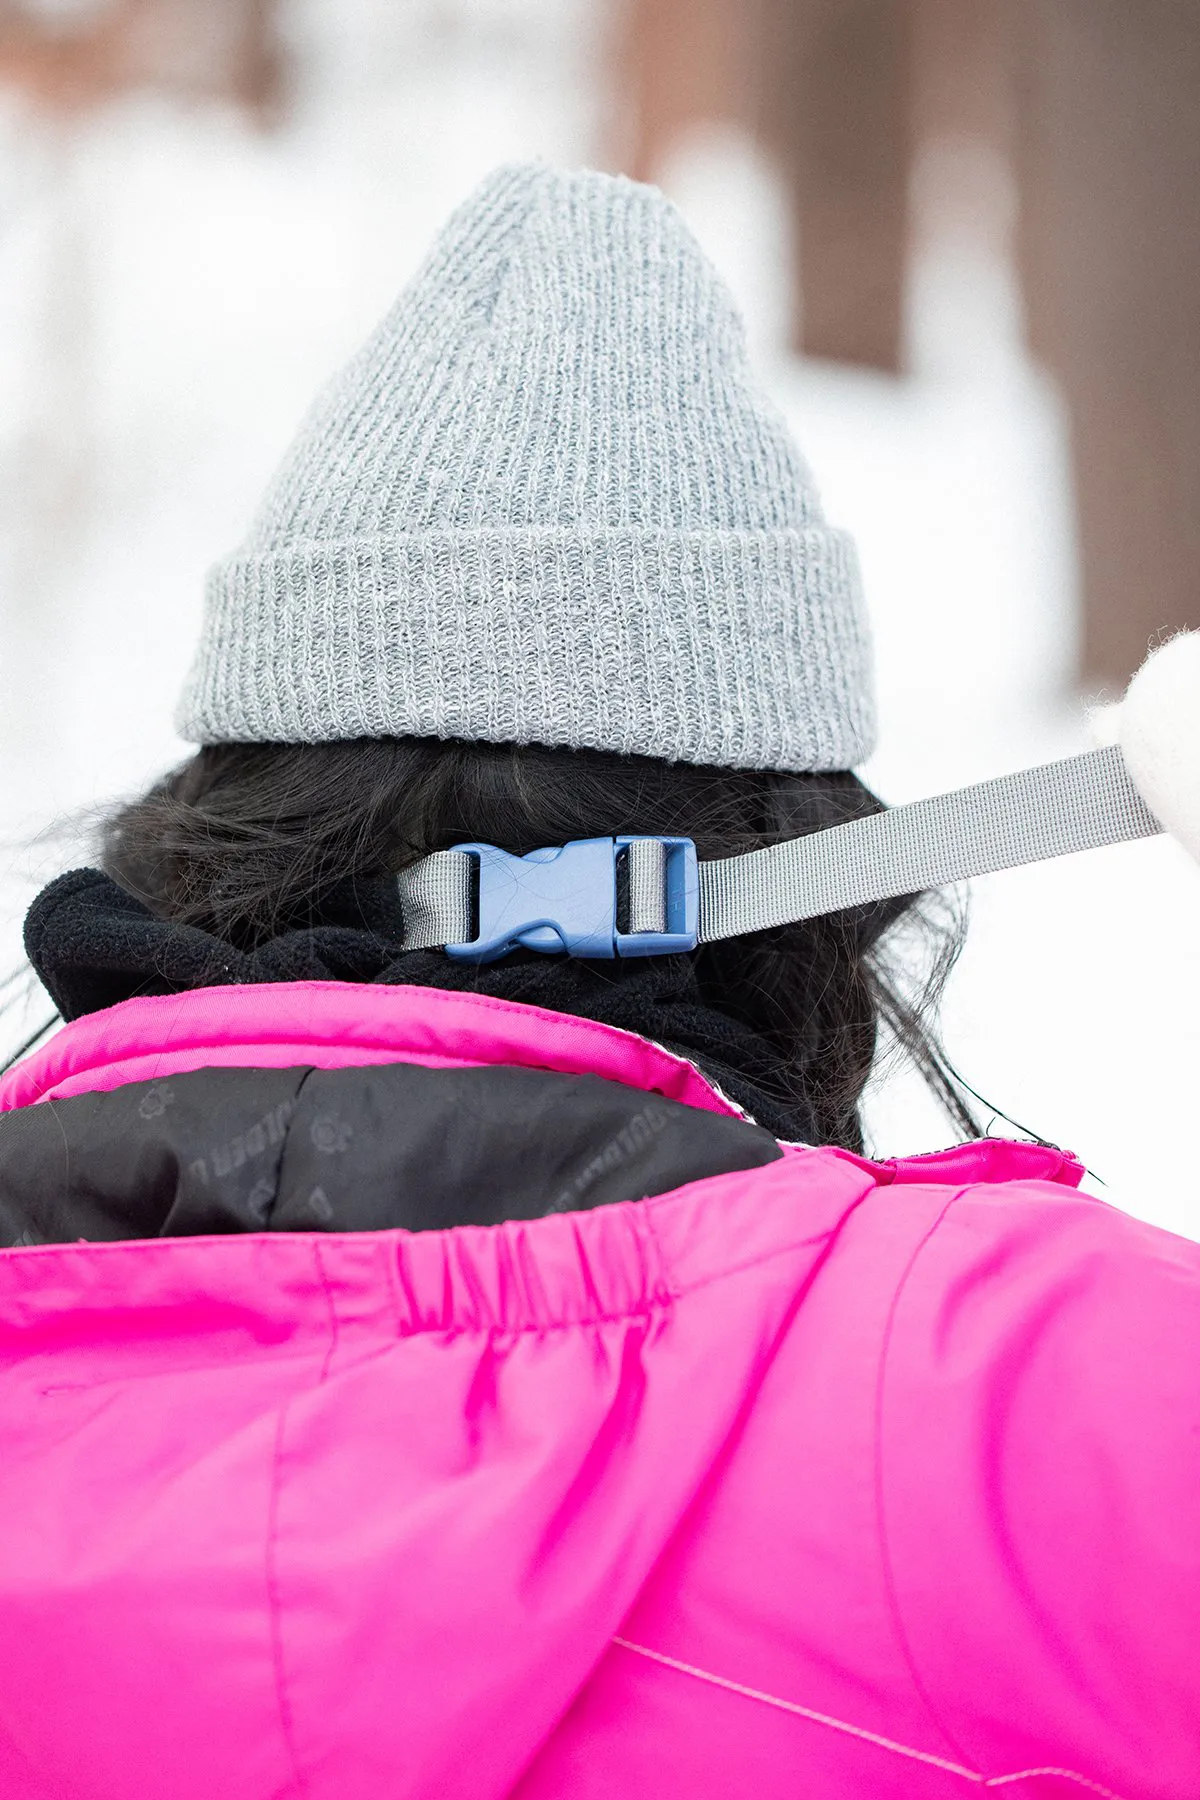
986, 1772, 1130, 1799
611, 1638, 978, 1779
609, 1638, 1131, 1800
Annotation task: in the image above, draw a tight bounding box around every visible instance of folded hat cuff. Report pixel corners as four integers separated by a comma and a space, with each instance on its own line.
176, 525, 875, 773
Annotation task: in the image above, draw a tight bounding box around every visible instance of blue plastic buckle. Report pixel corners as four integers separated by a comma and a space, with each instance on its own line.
444, 836, 699, 964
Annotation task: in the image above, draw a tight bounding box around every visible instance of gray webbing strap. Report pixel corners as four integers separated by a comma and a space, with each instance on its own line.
626, 837, 668, 934
396, 745, 1161, 951
698, 743, 1160, 941
396, 848, 474, 950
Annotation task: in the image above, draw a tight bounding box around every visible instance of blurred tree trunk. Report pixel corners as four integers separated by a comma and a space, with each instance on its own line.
756, 0, 915, 371
616, 0, 916, 370
1015, 0, 1200, 687
909, 0, 1010, 147
614, 0, 748, 183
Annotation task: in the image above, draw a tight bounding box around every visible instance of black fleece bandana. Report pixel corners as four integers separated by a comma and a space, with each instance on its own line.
24, 867, 818, 1142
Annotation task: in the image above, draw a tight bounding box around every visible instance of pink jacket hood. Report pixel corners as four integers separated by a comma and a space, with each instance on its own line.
0, 982, 1197, 1800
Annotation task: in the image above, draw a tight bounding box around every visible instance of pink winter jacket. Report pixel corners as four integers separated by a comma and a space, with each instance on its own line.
0, 979, 1197, 1800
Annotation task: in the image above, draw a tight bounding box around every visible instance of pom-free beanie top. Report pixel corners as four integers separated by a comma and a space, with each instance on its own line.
177, 162, 874, 773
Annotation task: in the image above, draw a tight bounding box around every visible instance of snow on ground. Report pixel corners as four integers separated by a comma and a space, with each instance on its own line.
1, 4, 1197, 1235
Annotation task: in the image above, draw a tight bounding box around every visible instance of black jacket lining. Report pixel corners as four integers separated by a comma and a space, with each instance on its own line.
0, 1060, 782, 1247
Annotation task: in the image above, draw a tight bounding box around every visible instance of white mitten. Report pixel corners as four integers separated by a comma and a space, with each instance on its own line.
1118, 632, 1200, 863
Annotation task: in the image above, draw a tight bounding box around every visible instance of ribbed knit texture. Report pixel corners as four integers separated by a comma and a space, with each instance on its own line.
177, 163, 875, 771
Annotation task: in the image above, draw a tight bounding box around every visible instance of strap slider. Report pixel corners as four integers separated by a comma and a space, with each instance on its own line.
443, 836, 699, 964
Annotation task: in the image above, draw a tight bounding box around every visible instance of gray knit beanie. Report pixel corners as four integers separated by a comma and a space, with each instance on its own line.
177, 163, 874, 771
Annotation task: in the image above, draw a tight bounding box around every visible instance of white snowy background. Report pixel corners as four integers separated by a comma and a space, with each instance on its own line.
1, 0, 1197, 1235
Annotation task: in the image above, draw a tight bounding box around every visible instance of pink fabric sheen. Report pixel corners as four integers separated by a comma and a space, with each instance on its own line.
0, 981, 1195, 1800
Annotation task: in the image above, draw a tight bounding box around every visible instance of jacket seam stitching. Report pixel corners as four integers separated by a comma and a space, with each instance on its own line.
394, 1297, 671, 1339
311, 1237, 340, 1383
266, 1400, 309, 1800
873, 1184, 978, 1769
